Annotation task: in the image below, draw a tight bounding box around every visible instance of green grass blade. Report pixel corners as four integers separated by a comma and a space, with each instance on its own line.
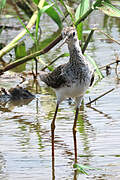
59, 0, 75, 24
13, 41, 26, 72
65, 4, 75, 24
44, 1, 62, 29
75, 0, 101, 26
75, 0, 89, 20
15, 42, 26, 59
49, 0, 65, 17
74, 163, 101, 175
0, 0, 6, 10
77, 23, 83, 40
36, 8, 41, 41
98, 1, 120, 17
104, 0, 111, 3
75, 4, 81, 21
17, 16, 36, 43
73, 164, 88, 175
75, 0, 89, 40
35, 3, 54, 41
33, 0, 39, 4
85, 54, 104, 79
41, 3, 54, 14
80, 0, 90, 15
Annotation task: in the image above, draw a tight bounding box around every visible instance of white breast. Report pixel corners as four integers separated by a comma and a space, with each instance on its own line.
55, 79, 90, 103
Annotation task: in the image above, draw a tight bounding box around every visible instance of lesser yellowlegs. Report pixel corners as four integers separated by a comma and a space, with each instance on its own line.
40, 27, 94, 130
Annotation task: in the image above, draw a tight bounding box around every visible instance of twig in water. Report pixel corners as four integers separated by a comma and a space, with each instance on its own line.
99, 60, 120, 70
0, 34, 62, 75
94, 28, 120, 46
86, 88, 115, 106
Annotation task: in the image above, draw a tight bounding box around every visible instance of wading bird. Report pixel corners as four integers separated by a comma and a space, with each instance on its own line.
40, 27, 94, 130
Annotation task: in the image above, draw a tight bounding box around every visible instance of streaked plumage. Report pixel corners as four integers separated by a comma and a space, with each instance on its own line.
40, 27, 94, 130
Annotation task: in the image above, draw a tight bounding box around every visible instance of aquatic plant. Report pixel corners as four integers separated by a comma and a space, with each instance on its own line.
0, 0, 120, 78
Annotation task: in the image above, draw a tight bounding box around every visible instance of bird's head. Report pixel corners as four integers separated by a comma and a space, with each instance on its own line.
58, 27, 79, 49
62, 27, 78, 45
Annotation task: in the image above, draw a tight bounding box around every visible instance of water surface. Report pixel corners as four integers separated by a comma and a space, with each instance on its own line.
0, 3, 120, 180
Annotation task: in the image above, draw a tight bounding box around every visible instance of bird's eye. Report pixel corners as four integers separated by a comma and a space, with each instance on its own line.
73, 31, 75, 37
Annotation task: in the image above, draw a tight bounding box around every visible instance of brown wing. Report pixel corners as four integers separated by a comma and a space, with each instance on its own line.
40, 64, 68, 89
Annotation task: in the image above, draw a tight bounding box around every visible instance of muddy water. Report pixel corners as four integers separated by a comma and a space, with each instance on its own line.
0, 4, 120, 180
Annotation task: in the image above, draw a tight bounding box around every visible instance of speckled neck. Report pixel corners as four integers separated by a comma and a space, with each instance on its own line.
68, 40, 85, 64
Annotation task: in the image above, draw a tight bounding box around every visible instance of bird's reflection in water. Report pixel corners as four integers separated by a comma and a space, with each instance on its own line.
51, 128, 55, 180
73, 114, 78, 180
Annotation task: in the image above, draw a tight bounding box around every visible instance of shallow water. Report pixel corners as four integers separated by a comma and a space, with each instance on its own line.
0, 2, 120, 180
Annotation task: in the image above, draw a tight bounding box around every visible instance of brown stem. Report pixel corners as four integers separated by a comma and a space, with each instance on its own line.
0, 34, 62, 75
94, 28, 120, 46
99, 60, 120, 70
86, 88, 115, 106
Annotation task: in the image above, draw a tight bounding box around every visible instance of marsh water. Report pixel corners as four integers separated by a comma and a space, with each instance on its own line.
0, 2, 120, 180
